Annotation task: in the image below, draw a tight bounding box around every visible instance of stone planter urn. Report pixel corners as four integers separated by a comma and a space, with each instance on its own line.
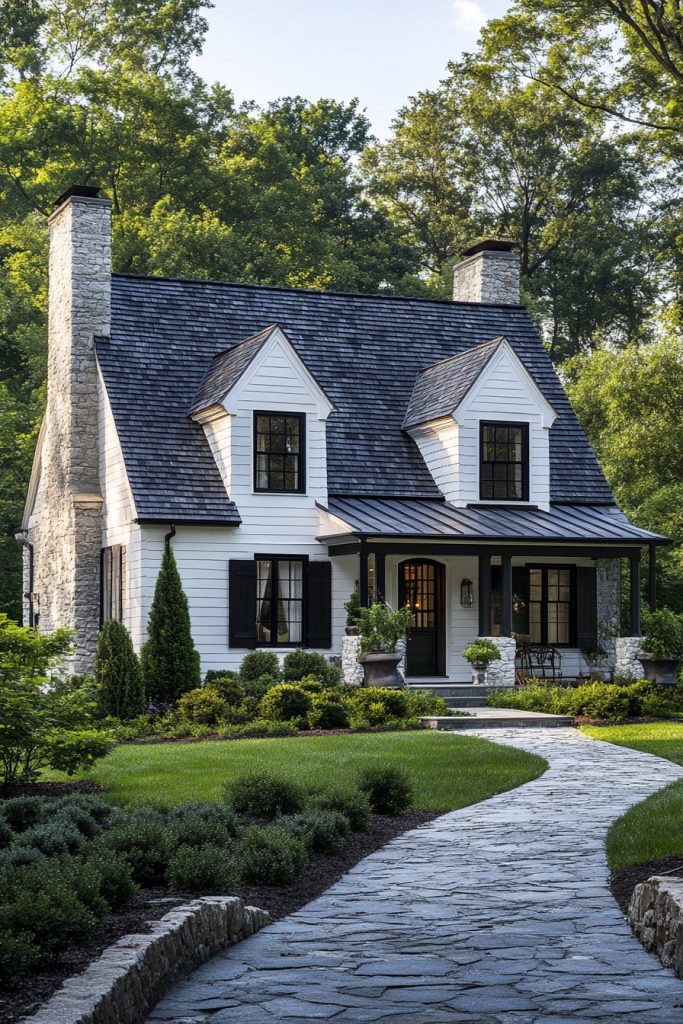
360, 652, 403, 689
345, 625, 359, 636
637, 653, 681, 688
472, 660, 488, 686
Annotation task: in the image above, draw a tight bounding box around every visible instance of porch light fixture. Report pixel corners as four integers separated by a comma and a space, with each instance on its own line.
460, 578, 474, 608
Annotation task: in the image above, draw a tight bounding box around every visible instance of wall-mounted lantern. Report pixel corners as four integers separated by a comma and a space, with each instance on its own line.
460, 578, 474, 608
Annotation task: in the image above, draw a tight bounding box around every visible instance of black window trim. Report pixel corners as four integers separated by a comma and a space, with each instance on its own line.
253, 411, 306, 494
479, 420, 530, 502
525, 563, 576, 647
254, 553, 309, 647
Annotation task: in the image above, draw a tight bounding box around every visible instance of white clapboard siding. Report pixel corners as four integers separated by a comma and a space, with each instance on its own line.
407, 418, 460, 503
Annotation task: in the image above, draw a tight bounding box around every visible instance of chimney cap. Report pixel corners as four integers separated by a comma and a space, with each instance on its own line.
53, 184, 101, 208
461, 238, 516, 258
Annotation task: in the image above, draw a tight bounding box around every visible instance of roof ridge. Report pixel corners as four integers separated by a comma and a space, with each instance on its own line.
417, 336, 506, 375
111, 272, 525, 310
206, 324, 279, 364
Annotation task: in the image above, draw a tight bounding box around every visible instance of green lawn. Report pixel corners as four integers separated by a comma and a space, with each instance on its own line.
581, 723, 683, 869
82, 732, 546, 812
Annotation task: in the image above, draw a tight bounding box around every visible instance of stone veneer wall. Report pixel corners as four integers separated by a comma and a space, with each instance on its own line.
31, 194, 111, 672
596, 557, 621, 670
628, 876, 683, 978
615, 636, 645, 680
452, 250, 520, 304
479, 636, 516, 687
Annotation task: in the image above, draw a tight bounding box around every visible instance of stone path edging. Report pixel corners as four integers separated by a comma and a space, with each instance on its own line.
23, 896, 270, 1024
147, 728, 683, 1024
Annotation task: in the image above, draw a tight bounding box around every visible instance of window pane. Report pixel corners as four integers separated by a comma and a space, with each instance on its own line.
255, 414, 303, 491
480, 422, 527, 501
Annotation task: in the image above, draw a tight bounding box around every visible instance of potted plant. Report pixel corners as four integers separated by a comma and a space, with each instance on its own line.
637, 609, 683, 687
344, 585, 361, 636
463, 638, 501, 686
357, 601, 413, 688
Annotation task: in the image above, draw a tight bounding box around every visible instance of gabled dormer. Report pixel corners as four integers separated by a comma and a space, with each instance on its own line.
403, 337, 557, 509
190, 324, 334, 504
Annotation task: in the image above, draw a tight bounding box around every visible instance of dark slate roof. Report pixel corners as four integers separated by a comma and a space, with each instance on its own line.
403, 337, 505, 429
322, 497, 665, 544
99, 273, 617, 523
190, 325, 276, 415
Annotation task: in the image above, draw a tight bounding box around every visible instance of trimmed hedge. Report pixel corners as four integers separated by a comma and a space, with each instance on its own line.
487, 679, 675, 723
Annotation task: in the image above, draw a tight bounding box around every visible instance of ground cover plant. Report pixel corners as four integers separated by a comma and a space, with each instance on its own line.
75, 731, 546, 811
488, 679, 677, 723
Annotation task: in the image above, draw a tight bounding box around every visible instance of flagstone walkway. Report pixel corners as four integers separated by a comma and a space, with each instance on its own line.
147, 728, 683, 1024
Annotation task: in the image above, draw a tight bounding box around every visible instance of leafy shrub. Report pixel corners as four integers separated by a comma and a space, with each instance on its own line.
236, 826, 306, 885
48, 803, 101, 839
259, 683, 313, 724
166, 843, 235, 893
16, 818, 86, 856
275, 809, 350, 854
307, 693, 350, 729
357, 601, 412, 655
225, 771, 305, 818
94, 620, 145, 719
462, 638, 501, 665
0, 619, 110, 785
216, 718, 298, 739
282, 650, 340, 686
141, 545, 201, 702
205, 669, 239, 684
345, 687, 410, 721
358, 764, 413, 815
167, 802, 241, 837
0, 816, 12, 849
641, 608, 683, 658
51, 793, 117, 825
309, 788, 371, 832
406, 690, 450, 717
206, 675, 246, 706
168, 811, 237, 850
240, 651, 281, 683
82, 848, 137, 909
217, 696, 259, 725
102, 811, 170, 885
177, 687, 227, 725
243, 673, 281, 700
487, 679, 676, 723
0, 795, 44, 832
0, 931, 40, 979
45, 729, 114, 776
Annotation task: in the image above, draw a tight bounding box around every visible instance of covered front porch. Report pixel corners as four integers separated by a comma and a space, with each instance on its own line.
320, 497, 666, 685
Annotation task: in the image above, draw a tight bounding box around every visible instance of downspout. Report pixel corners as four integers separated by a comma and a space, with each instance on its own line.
164, 524, 176, 550
14, 530, 34, 626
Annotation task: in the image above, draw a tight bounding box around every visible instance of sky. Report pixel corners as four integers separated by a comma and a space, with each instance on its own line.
193, 0, 512, 138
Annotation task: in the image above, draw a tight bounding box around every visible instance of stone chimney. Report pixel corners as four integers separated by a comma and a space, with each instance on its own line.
34, 185, 112, 670
452, 239, 520, 305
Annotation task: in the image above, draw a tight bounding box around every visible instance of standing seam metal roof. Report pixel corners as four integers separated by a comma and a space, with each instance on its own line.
97, 274, 617, 523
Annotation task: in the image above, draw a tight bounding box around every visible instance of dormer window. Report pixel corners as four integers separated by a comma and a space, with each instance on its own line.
480, 422, 529, 501
254, 412, 305, 493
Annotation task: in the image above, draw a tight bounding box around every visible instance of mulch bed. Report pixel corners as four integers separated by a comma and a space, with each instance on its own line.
610, 856, 683, 910
0, 779, 436, 1024
128, 725, 422, 745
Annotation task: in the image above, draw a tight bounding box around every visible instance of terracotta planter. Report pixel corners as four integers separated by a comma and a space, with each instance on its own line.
637, 653, 681, 688
360, 652, 403, 688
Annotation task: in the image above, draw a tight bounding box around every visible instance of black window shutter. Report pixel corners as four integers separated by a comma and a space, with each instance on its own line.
575, 566, 598, 650
306, 561, 332, 649
229, 560, 257, 649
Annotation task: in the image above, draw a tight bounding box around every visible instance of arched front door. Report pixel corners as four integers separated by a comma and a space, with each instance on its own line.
398, 560, 446, 677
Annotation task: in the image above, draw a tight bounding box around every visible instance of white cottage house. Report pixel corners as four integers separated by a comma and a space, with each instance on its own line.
19, 186, 664, 683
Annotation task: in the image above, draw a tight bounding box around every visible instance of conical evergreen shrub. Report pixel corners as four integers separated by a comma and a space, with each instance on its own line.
94, 620, 145, 719
141, 544, 201, 701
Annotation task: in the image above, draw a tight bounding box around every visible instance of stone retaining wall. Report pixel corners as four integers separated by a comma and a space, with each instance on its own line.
479, 636, 516, 688
628, 875, 683, 977
23, 896, 270, 1024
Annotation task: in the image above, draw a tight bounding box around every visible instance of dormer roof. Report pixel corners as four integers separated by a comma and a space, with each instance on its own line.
403, 337, 504, 429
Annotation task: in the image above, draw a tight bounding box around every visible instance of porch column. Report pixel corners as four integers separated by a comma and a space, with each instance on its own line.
375, 551, 386, 603
478, 554, 491, 635
629, 550, 641, 636
648, 542, 657, 613
500, 552, 513, 637
359, 542, 369, 607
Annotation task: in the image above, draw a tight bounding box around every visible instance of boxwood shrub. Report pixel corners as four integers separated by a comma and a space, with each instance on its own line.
224, 771, 305, 818
275, 809, 350, 854
358, 764, 413, 815
236, 826, 307, 885
259, 683, 313, 724
308, 788, 371, 832
166, 844, 235, 893
487, 679, 674, 723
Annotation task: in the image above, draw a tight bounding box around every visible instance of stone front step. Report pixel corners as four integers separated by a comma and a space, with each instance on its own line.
420, 707, 574, 730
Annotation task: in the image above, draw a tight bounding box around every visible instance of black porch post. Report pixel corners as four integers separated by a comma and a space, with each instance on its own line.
478, 554, 491, 635
501, 552, 513, 637
359, 541, 369, 607
629, 550, 641, 636
648, 542, 657, 613
375, 551, 386, 603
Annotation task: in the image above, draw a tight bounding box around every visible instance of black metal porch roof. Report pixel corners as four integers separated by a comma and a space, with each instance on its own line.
322, 497, 666, 545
